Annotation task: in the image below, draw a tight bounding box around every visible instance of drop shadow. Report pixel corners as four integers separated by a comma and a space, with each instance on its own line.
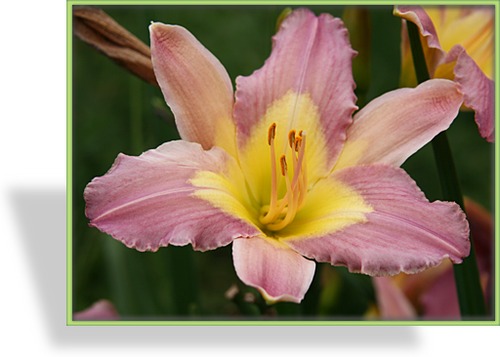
11, 187, 418, 349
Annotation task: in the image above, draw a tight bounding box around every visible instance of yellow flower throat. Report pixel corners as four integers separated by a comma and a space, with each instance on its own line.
259, 122, 308, 231
190, 92, 373, 240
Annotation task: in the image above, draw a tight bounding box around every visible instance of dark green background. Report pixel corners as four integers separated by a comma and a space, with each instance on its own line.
72, 5, 493, 319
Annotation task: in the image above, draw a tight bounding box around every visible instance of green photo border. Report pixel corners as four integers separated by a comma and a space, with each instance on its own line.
67, 0, 500, 326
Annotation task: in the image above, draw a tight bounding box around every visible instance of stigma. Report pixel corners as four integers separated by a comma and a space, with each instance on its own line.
259, 122, 308, 231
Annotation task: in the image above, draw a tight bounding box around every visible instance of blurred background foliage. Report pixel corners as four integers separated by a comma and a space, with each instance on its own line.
72, 5, 493, 320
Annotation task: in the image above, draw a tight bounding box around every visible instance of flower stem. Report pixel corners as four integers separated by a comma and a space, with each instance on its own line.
407, 21, 486, 317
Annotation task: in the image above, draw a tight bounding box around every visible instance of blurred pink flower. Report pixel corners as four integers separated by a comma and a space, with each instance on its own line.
395, 5, 494, 142
372, 198, 492, 319
73, 299, 119, 321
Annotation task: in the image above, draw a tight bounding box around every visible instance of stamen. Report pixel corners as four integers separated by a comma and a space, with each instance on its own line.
267, 122, 276, 145
292, 133, 306, 189
266, 171, 296, 231
294, 135, 302, 152
279, 155, 287, 176
288, 130, 296, 149
266, 122, 279, 221
259, 124, 308, 231
296, 133, 307, 208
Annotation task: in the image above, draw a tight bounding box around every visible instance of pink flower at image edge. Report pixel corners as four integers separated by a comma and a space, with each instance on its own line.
74, 300, 119, 321
395, 5, 494, 142
373, 198, 493, 319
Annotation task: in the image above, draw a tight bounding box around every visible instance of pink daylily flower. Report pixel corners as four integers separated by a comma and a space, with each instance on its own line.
84, 9, 470, 304
394, 5, 495, 142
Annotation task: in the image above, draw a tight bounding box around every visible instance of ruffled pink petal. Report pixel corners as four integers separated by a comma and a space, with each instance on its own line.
73, 300, 119, 321
335, 79, 463, 169
84, 141, 259, 252
394, 6, 446, 76
283, 165, 470, 276
149, 23, 236, 155
233, 8, 357, 171
454, 49, 494, 142
373, 277, 416, 319
232, 237, 316, 303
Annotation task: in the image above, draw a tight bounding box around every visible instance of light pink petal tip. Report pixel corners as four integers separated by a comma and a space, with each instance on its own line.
232, 237, 316, 304
149, 23, 236, 153
234, 8, 357, 168
335, 79, 463, 169
454, 50, 494, 142
419, 268, 460, 318
285, 165, 470, 276
373, 277, 416, 319
74, 300, 119, 321
84, 141, 259, 252
394, 6, 445, 74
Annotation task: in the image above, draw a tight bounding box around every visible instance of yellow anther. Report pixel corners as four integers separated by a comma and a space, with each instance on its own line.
288, 130, 296, 149
279, 155, 287, 176
294, 136, 302, 152
267, 122, 277, 145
